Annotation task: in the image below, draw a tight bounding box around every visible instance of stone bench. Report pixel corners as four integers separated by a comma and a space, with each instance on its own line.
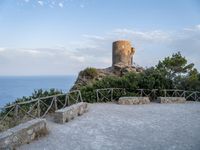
118, 97, 150, 105
54, 102, 88, 124
157, 97, 186, 103
0, 119, 47, 149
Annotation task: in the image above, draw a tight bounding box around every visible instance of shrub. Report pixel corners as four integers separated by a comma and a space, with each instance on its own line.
80, 67, 98, 79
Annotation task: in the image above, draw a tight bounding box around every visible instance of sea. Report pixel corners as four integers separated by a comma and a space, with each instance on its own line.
0, 76, 76, 107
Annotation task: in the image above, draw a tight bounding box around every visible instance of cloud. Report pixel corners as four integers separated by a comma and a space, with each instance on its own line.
19, 0, 88, 9
77, 24, 200, 70
58, 2, 63, 8
82, 34, 105, 40
38, 1, 44, 6
0, 48, 6, 52
0, 25, 199, 76
113, 29, 171, 43
80, 4, 85, 8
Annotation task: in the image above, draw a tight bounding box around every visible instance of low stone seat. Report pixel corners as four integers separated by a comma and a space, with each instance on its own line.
0, 119, 47, 149
157, 97, 186, 103
54, 102, 88, 124
118, 97, 150, 105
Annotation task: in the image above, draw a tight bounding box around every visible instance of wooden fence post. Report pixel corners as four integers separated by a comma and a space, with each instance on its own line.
140, 89, 143, 97
54, 97, 58, 111
195, 92, 197, 101
79, 90, 83, 102
111, 88, 113, 101
14, 104, 19, 119
37, 99, 41, 118
97, 90, 99, 103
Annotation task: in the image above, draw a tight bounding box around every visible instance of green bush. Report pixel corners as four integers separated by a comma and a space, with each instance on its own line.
80, 67, 98, 79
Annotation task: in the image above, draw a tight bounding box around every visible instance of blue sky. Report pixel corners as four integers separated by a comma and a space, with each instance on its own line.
0, 0, 200, 75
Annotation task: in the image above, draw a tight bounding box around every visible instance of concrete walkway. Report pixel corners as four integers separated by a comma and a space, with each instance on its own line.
19, 102, 200, 150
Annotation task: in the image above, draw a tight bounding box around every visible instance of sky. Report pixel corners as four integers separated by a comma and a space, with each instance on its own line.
0, 0, 200, 76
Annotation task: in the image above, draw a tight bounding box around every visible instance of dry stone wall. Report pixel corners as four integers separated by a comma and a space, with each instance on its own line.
54, 102, 88, 124
118, 97, 150, 105
0, 119, 47, 149
157, 97, 186, 103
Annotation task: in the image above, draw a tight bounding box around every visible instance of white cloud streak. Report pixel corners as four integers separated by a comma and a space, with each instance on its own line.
20, 0, 87, 8
58, 2, 63, 8
37, 1, 44, 6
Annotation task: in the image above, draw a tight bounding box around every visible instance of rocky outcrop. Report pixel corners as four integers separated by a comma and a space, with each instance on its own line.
71, 65, 143, 90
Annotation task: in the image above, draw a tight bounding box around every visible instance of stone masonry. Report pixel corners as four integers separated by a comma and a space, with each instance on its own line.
112, 40, 135, 67
54, 102, 88, 124
0, 119, 47, 149
118, 97, 150, 105
157, 97, 186, 103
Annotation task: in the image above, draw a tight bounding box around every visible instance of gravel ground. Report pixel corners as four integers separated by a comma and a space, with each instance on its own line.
19, 102, 200, 150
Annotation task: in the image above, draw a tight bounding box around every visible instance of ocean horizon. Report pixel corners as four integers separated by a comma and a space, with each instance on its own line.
0, 75, 76, 107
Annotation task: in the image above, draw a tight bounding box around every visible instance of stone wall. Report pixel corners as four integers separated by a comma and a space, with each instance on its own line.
0, 119, 47, 149
54, 102, 88, 124
118, 97, 150, 105
157, 97, 186, 103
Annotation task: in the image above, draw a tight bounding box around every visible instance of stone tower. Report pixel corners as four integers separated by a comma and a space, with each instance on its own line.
112, 40, 135, 67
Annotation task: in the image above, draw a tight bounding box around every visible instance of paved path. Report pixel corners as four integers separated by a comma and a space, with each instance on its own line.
19, 102, 200, 150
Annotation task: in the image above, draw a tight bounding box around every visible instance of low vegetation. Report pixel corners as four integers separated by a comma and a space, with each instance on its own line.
80, 67, 99, 79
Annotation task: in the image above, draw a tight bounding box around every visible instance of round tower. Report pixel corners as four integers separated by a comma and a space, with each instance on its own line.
112, 40, 135, 67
